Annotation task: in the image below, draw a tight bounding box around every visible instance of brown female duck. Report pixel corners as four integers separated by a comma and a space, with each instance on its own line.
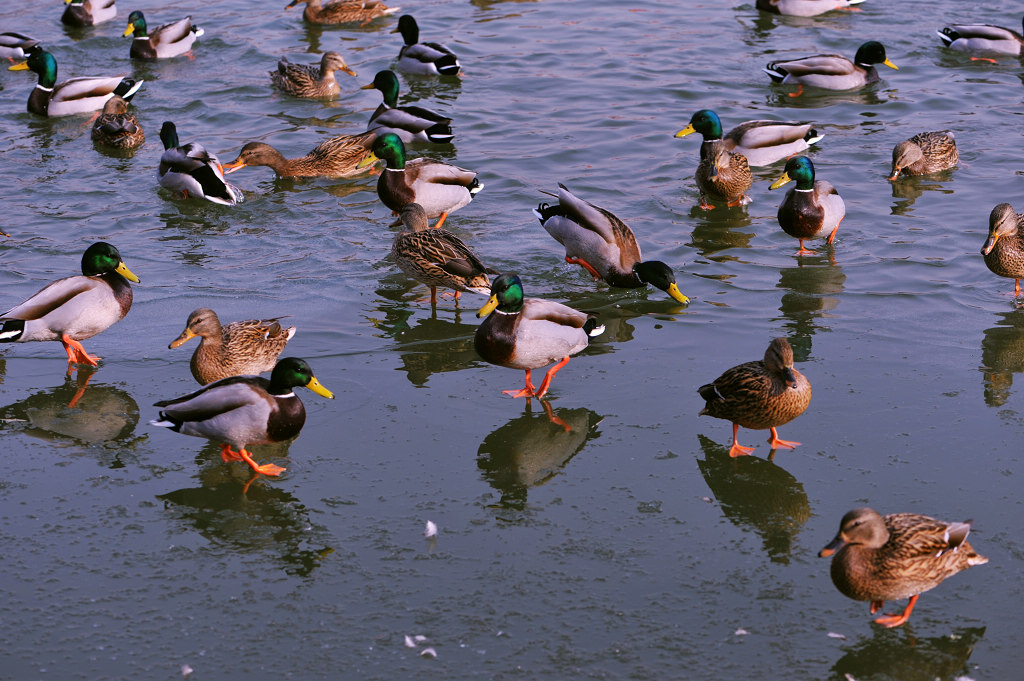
674, 109, 752, 209
168, 308, 296, 385
819, 508, 987, 628
270, 52, 356, 99
223, 132, 378, 179
698, 337, 811, 457
284, 0, 397, 25
392, 203, 495, 305
889, 131, 958, 180
91, 95, 144, 149
981, 203, 1024, 295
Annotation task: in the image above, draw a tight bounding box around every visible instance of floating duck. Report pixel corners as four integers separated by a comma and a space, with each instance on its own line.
764, 41, 898, 94
362, 69, 454, 144
270, 52, 356, 99
770, 155, 845, 255
889, 131, 959, 180
62, 0, 117, 26
938, 17, 1024, 56
224, 132, 378, 178
158, 121, 242, 205
674, 111, 822, 168
360, 132, 481, 226
9, 48, 142, 117
123, 10, 203, 60
534, 184, 688, 303
91, 95, 144, 149
0, 32, 41, 61
393, 14, 461, 76
698, 337, 811, 457
151, 357, 334, 477
981, 203, 1024, 296
0, 242, 139, 367
169, 308, 297, 385
820, 508, 987, 628
756, 0, 864, 16
392, 203, 495, 305
674, 109, 753, 209
475, 274, 603, 399
284, 0, 398, 25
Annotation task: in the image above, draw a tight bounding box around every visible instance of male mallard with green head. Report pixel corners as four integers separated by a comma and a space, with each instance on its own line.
475, 274, 603, 399
698, 337, 811, 457
820, 508, 987, 628
938, 16, 1024, 56
981, 203, 1024, 296
0, 242, 139, 367
360, 132, 482, 227
674, 109, 753, 209
393, 15, 461, 76
158, 121, 242, 205
361, 69, 454, 144
169, 308, 297, 385
151, 357, 334, 477
9, 47, 142, 117
770, 155, 845, 255
764, 41, 898, 95
534, 184, 688, 303
124, 10, 203, 60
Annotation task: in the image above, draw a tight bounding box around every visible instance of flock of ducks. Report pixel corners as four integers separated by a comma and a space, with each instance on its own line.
0, 0, 1017, 632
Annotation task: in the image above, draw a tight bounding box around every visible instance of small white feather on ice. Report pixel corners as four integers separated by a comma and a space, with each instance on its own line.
424, 520, 438, 538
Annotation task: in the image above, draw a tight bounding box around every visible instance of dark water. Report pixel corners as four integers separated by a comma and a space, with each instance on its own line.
1, 0, 1022, 678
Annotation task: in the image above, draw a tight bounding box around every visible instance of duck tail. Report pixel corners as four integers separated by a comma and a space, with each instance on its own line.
115, 78, 145, 102
0, 319, 25, 342
425, 122, 454, 144
936, 27, 958, 46
533, 201, 562, 224
191, 24, 205, 38
804, 128, 824, 145
468, 177, 484, 196
583, 317, 604, 337
149, 412, 183, 432
435, 55, 460, 76
763, 63, 788, 82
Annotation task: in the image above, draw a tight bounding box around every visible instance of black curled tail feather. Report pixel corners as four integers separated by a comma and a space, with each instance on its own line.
425, 123, 454, 144
435, 54, 460, 76
0, 319, 25, 342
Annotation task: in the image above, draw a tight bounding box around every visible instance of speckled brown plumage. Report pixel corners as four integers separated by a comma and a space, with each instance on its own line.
982, 203, 1024, 295
91, 95, 144, 149
224, 132, 378, 179
284, 0, 396, 25
694, 140, 752, 208
698, 337, 811, 456
889, 131, 959, 180
819, 508, 987, 627
269, 52, 355, 99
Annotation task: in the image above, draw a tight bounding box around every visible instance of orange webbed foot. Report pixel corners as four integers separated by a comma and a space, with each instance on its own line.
565, 256, 602, 281
768, 428, 801, 450
872, 595, 918, 628
787, 85, 804, 98
728, 443, 755, 457
238, 449, 286, 476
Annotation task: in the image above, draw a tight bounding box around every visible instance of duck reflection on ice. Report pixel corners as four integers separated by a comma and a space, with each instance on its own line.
478, 403, 602, 509
695, 434, 810, 564
775, 259, 845, 352
0, 367, 140, 462
158, 465, 334, 577
980, 309, 1024, 407
830, 625, 985, 681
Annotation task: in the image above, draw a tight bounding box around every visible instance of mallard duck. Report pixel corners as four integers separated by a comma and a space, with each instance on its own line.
150, 357, 334, 477
475, 273, 604, 399
359, 132, 482, 226
62, 0, 117, 26
91, 95, 144, 149
675, 112, 823, 168
158, 121, 242, 206
0, 242, 139, 367
938, 17, 1024, 56
361, 69, 454, 144
393, 14, 461, 76
0, 32, 41, 61
981, 203, 1024, 296
769, 155, 845, 255
223, 132, 378, 179
674, 109, 753, 209
698, 337, 811, 457
284, 0, 397, 25
8, 48, 142, 117
269, 52, 356, 99
392, 203, 495, 305
123, 10, 203, 60
764, 41, 898, 94
756, 0, 864, 16
889, 131, 959, 180
534, 184, 689, 303
169, 308, 297, 385
819, 508, 988, 628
